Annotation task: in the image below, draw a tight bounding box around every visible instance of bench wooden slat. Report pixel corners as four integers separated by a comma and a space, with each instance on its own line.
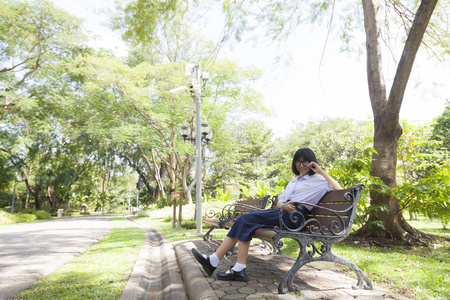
309, 204, 351, 215
317, 189, 350, 203
306, 215, 349, 225
236, 196, 264, 206
204, 217, 234, 229
254, 227, 276, 240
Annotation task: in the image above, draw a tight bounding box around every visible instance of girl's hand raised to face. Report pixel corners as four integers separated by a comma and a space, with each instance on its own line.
307, 161, 323, 174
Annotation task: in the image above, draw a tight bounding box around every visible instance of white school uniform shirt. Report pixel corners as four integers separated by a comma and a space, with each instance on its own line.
278, 174, 333, 211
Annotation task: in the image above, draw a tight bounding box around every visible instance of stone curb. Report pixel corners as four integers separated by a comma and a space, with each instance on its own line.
174, 241, 219, 300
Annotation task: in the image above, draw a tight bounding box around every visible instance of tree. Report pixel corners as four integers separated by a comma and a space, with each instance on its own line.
431, 101, 450, 151
65, 46, 268, 205
0, 0, 90, 210
0, 1, 136, 212
358, 0, 439, 242
0, 0, 85, 121
205, 119, 274, 195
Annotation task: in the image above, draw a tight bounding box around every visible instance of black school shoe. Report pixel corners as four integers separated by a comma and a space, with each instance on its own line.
192, 248, 216, 276
217, 267, 249, 282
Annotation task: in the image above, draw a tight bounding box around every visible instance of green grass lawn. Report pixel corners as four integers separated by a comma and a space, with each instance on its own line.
14, 216, 145, 300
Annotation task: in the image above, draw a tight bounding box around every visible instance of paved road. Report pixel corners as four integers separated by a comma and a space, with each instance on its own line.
0, 215, 111, 300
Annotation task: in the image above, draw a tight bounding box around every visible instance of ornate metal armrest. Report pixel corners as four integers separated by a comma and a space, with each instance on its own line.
204, 202, 265, 223
220, 203, 264, 221
203, 206, 224, 219
277, 200, 352, 236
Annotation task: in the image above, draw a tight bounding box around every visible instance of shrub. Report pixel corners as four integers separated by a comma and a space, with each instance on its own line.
13, 213, 37, 223
33, 210, 51, 220
163, 214, 174, 222
0, 211, 38, 224
0, 210, 14, 225
137, 210, 150, 218
181, 220, 197, 229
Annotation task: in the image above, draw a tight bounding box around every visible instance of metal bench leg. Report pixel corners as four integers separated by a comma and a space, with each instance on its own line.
278, 243, 308, 294
324, 253, 373, 290
263, 240, 282, 254
226, 246, 237, 256
203, 226, 216, 241
255, 238, 278, 254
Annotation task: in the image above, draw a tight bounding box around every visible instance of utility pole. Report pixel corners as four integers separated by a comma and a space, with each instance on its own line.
193, 64, 203, 234
171, 63, 210, 235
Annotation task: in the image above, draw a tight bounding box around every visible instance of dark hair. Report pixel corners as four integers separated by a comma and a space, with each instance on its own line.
291, 148, 319, 176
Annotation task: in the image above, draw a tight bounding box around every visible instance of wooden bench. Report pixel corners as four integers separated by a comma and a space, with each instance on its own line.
202, 195, 274, 241
254, 184, 373, 293
203, 184, 373, 294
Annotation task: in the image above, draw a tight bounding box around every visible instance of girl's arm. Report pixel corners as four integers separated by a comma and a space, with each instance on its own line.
308, 162, 342, 190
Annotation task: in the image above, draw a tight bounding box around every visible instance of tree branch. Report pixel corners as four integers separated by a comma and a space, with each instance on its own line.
362, 0, 388, 117
387, 0, 438, 120
0, 146, 11, 154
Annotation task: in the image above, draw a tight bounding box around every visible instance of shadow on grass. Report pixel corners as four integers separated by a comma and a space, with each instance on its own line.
280, 237, 450, 300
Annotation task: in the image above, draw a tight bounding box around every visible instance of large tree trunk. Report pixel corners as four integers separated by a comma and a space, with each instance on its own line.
137, 144, 166, 202
169, 152, 177, 195
357, 0, 438, 243
47, 185, 57, 210
123, 155, 155, 197
32, 179, 42, 210
176, 153, 194, 205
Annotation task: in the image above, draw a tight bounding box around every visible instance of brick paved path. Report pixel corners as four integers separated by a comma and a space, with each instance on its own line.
175, 239, 409, 300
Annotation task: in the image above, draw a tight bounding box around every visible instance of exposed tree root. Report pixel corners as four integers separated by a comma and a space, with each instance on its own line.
353, 218, 450, 247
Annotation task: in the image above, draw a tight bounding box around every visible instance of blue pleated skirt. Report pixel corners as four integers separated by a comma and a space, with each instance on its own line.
227, 208, 308, 242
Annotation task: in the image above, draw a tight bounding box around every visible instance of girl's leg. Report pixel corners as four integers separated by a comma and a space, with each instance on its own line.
213, 237, 250, 264
217, 239, 251, 281
236, 240, 250, 265
214, 236, 238, 259
212, 238, 250, 271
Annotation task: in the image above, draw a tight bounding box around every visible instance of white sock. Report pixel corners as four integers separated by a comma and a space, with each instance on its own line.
209, 254, 219, 267
231, 262, 246, 272
202, 253, 219, 267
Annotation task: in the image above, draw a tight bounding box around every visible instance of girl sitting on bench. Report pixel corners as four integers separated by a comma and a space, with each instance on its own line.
192, 147, 342, 281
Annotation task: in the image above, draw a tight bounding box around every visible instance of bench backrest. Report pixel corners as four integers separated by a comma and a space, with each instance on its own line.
306, 184, 364, 236
308, 188, 352, 228
224, 195, 271, 219
235, 196, 270, 211
274, 184, 364, 236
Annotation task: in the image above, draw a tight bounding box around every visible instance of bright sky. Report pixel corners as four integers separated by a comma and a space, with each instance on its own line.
52, 0, 449, 137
